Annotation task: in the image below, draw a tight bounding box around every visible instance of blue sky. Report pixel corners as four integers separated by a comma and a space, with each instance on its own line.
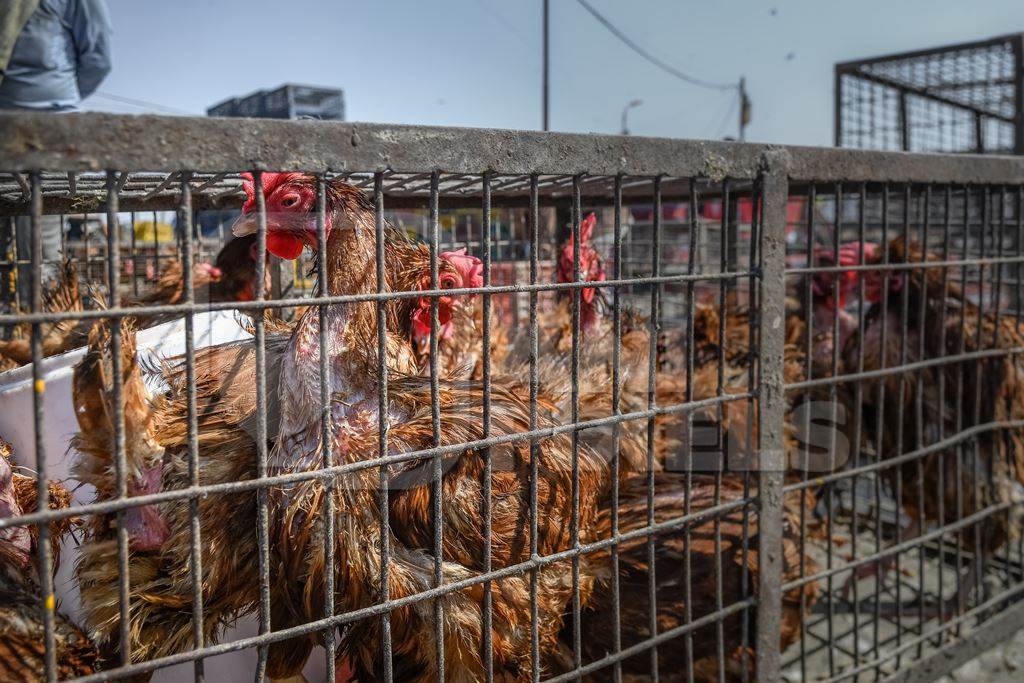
84, 0, 1021, 146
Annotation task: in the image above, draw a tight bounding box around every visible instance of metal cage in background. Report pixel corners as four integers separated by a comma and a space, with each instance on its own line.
835, 33, 1024, 155
0, 112, 1022, 683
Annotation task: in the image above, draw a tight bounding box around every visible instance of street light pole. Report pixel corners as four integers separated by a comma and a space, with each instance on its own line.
542, 0, 550, 131
739, 76, 751, 141
620, 99, 643, 135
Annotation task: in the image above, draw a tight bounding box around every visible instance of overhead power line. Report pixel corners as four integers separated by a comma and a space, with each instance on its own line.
573, 0, 738, 92
92, 91, 196, 116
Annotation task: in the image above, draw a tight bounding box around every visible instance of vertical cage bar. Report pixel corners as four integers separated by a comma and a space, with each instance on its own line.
714, 178, 729, 683
611, 174, 624, 683
29, 171, 57, 682
570, 175, 583, 673
481, 171, 494, 683
528, 174, 541, 682
0, 216, 11, 314
873, 183, 892, 668
798, 184, 814, 683
151, 209, 159, 280
994, 187, 1006, 326
1017, 185, 1024, 610
130, 210, 138, 296
429, 170, 445, 681
740, 177, 761, 682
893, 184, 911, 670
104, 170, 132, 670
179, 173, 206, 681
755, 153, 789, 683
934, 184, 953, 647
954, 184, 969, 631
83, 207, 92, 285
320, 173, 338, 681
971, 186, 988, 608
372, 172, 393, 682
683, 178, 698, 682
252, 171, 272, 679
914, 185, 930, 658
645, 175, 662, 680
825, 183, 841, 679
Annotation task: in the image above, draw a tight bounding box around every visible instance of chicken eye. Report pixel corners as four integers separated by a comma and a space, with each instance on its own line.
280, 193, 300, 209
440, 275, 457, 289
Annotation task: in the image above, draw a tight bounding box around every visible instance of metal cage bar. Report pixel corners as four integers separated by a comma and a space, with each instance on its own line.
2, 113, 1024, 683
754, 151, 789, 683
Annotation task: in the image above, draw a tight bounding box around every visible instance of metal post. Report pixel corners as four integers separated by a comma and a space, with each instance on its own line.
755, 149, 790, 683
739, 76, 750, 142
543, 0, 550, 131
30, 171, 57, 682
621, 99, 643, 136
725, 185, 739, 290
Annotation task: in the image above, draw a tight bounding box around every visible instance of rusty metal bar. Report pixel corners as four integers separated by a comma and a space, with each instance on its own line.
755, 150, 790, 682
252, 171, 272, 680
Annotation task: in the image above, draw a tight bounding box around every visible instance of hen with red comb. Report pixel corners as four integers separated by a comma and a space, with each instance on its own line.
236, 171, 320, 259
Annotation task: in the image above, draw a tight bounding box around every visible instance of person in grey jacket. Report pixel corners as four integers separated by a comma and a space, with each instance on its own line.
0, 0, 111, 306
0, 0, 112, 110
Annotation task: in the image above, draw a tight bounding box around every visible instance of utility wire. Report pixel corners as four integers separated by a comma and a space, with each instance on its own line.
573, 0, 737, 91
474, 0, 535, 52
92, 91, 197, 116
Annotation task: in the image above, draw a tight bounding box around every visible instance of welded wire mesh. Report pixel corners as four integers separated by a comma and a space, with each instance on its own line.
0, 114, 1023, 683
0, 162, 773, 681
782, 182, 1024, 681
836, 33, 1023, 155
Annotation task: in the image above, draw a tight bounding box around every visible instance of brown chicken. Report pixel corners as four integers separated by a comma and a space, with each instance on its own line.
0, 234, 269, 371
556, 473, 818, 682
0, 442, 99, 680
841, 236, 1024, 611
1, 437, 77, 575
0, 260, 89, 369
398, 242, 512, 379
522, 234, 824, 680
67, 188, 503, 677
126, 233, 270, 328
237, 175, 815, 679
504, 211, 689, 478
393, 213, 821, 679
231, 172, 609, 681
71, 317, 278, 671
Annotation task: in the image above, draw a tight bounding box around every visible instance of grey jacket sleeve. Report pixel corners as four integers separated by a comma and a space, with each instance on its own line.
68, 0, 112, 99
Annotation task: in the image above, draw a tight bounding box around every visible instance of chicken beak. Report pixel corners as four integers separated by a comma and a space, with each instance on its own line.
231, 212, 258, 238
